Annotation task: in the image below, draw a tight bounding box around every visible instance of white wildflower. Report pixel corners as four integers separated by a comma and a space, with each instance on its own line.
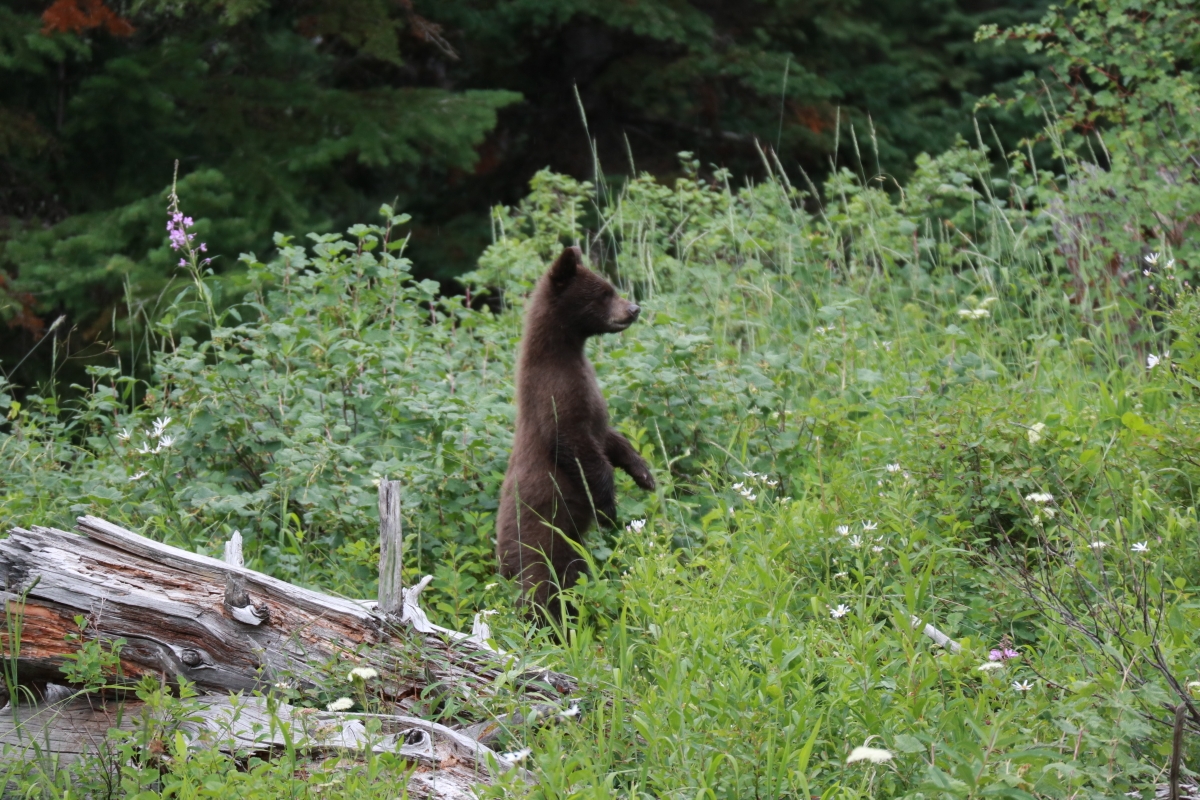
862, 520, 878, 531
151, 416, 172, 438
1187, 681, 1200, 694
558, 703, 580, 719
739, 487, 757, 501
1089, 541, 1108, 550
848, 535, 864, 548
1025, 492, 1053, 504
1131, 542, 1149, 553
1027, 422, 1046, 445
765, 479, 778, 487
137, 443, 154, 455
117, 428, 132, 442
1148, 353, 1161, 369
500, 748, 532, 764
129, 470, 149, 482
846, 746, 893, 764
957, 308, 990, 319
326, 697, 354, 712
833, 571, 849, 579
977, 662, 1005, 673
156, 434, 176, 451
733, 482, 744, 490
886, 463, 901, 473
830, 604, 850, 619
1167, 258, 1176, 270
1145, 252, 1160, 266
1011, 680, 1034, 692
626, 519, 646, 533
872, 546, 885, 553
348, 667, 378, 681
484, 582, 498, 591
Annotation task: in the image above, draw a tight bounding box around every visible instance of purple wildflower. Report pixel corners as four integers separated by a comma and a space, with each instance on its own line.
166, 204, 207, 262
988, 648, 1020, 662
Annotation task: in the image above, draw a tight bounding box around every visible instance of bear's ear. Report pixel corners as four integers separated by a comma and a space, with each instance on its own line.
549, 246, 582, 288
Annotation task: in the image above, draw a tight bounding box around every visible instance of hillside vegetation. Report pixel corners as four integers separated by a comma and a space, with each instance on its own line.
3, 1, 1200, 797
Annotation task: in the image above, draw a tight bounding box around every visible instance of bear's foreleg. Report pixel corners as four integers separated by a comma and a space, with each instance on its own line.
556, 437, 618, 527
605, 428, 656, 491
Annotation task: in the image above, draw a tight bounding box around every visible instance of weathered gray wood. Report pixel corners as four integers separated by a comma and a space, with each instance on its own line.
0, 516, 571, 799
911, 615, 962, 653
377, 480, 403, 616
0, 694, 518, 797
0, 518, 575, 700
222, 531, 244, 567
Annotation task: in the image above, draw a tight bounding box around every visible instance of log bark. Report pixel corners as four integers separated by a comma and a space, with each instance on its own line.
0, 515, 574, 795
0, 692, 521, 797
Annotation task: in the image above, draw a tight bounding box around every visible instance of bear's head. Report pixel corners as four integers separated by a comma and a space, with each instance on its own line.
544, 246, 641, 336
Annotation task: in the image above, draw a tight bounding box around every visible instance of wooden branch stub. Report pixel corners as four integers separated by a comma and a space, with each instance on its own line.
221, 530, 265, 624
223, 531, 244, 567
378, 479, 403, 617
910, 615, 962, 653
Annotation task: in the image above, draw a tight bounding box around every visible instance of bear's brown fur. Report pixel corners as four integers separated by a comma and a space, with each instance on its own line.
496, 246, 655, 612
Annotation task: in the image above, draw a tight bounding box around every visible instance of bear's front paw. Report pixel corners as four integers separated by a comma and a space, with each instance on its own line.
633, 469, 656, 491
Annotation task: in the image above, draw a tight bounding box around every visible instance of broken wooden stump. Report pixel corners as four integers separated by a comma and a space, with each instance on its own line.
0, 489, 574, 796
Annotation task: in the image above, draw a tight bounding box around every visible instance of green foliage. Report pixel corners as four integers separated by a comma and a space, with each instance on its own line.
982, 0, 1200, 293
4, 6, 1200, 796
0, 0, 1050, 395
60, 615, 125, 692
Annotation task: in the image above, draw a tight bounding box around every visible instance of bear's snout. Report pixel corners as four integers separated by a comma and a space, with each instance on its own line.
610, 301, 641, 330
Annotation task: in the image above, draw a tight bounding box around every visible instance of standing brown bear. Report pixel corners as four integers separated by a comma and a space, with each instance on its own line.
497, 246, 655, 613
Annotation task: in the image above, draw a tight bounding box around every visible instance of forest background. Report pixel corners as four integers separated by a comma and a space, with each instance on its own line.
0, 0, 1049, 392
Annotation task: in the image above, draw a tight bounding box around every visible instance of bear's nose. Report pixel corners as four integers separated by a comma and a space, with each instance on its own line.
628, 303, 641, 319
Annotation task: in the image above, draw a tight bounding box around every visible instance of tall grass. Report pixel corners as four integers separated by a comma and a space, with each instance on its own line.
2, 105, 1198, 797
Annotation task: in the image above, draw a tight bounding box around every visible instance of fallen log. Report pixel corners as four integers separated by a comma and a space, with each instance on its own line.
0, 516, 572, 702
0, 485, 574, 795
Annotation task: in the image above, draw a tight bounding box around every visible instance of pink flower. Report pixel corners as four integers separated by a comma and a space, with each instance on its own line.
988, 647, 1020, 662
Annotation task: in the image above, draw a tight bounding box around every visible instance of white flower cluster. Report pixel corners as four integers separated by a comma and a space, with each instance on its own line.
846, 745, 893, 764
348, 666, 378, 681
1027, 422, 1047, 445
732, 482, 756, 501
1147, 351, 1169, 370
326, 697, 354, 712
128, 416, 180, 456
732, 470, 780, 503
